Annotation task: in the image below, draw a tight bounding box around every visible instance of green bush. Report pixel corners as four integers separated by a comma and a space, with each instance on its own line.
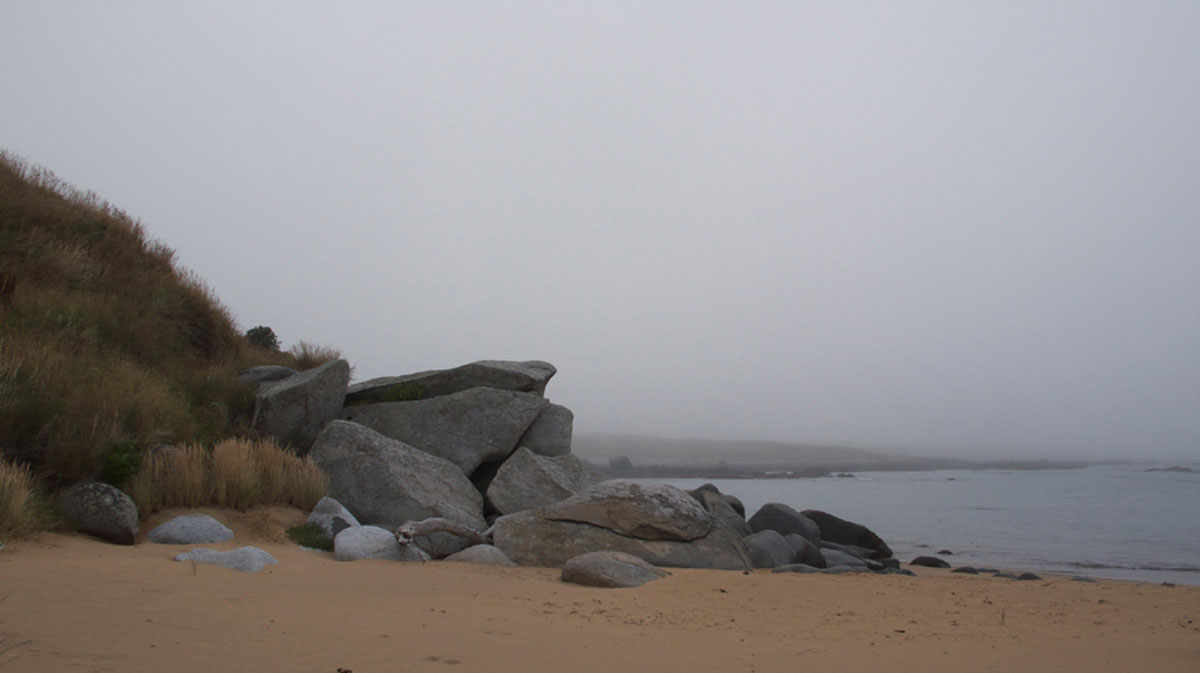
286, 521, 333, 551
100, 442, 142, 487
245, 325, 279, 350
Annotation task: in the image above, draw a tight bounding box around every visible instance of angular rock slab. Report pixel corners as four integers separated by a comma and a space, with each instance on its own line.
688, 488, 751, 537
486, 447, 599, 515
148, 514, 234, 544
237, 365, 298, 385
492, 509, 749, 570
344, 360, 557, 405
175, 546, 279, 573
333, 525, 431, 562
541, 480, 711, 542
306, 496, 361, 539
802, 509, 893, 558
310, 420, 485, 531
340, 387, 548, 476
561, 551, 670, 588
58, 482, 138, 545
444, 544, 517, 567
251, 359, 351, 453
516, 403, 574, 457
748, 503, 821, 545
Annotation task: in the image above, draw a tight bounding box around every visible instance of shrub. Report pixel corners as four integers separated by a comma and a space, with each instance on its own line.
100, 442, 142, 488
0, 458, 48, 541
285, 522, 333, 551
245, 325, 279, 351
287, 341, 343, 370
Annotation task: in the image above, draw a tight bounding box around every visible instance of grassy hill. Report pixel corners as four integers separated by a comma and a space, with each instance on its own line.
0, 152, 297, 487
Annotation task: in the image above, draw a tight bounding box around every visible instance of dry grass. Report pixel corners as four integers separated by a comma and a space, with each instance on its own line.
126, 438, 328, 518
0, 457, 46, 541
288, 341, 344, 370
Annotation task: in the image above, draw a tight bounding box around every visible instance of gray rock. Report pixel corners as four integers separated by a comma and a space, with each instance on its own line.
784, 534, 827, 568
822, 548, 872, 569
748, 503, 821, 545
486, 447, 599, 515
340, 387, 548, 475
561, 551, 670, 588
147, 514, 233, 545
910, 555, 952, 568
819, 540, 877, 561
58, 482, 138, 545
745, 530, 795, 569
174, 546, 279, 573
396, 517, 488, 558
306, 496, 361, 539
540, 480, 711, 542
492, 509, 749, 570
772, 563, 865, 575
690, 489, 752, 536
309, 420, 485, 531
951, 566, 980, 574
1016, 571, 1043, 581
237, 365, 298, 384
686, 483, 745, 518
251, 359, 351, 453
333, 525, 431, 562
344, 360, 558, 405
443, 544, 517, 567
802, 509, 892, 558
516, 403, 574, 457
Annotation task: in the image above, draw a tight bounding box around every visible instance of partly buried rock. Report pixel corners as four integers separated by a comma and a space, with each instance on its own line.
333, 525, 430, 562
561, 551, 670, 588
175, 546, 279, 573
58, 482, 138, 545
802, 509, 892, 559
251, 359, 351, 453
340, 387, 548, 476
516, 403, 574, 457
309, 420, 485, 531
748, 503, 821, 545
746, 530, 795, 569
910, 555, 952, 569
444, 544, 517, 567
822, 548, 873, 570
540, 479, 712, 542
306, 496, 361, 539
147, 514, 233, 544
343, 360, 558, 405
486, 447, 599, 515
784, 534, 826, 568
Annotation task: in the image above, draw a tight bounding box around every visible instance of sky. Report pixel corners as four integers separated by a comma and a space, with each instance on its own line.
3, 2, 1198, 461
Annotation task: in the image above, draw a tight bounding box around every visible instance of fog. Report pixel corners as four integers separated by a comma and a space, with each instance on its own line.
3, 3, 1198, 461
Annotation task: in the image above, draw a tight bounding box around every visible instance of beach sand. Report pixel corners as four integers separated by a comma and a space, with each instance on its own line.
1, 507, 1196, 673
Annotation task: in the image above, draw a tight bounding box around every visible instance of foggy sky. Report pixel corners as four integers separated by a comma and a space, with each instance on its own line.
3, 2, 1198, 460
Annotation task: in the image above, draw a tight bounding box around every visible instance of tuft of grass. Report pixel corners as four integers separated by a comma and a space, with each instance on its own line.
286, 521, 334, 551
125, 438, 328, 517
287, 341, 343, 371
0, 457, 50, 541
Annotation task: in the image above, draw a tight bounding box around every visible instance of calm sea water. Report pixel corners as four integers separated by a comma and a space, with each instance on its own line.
658, 463, 1200, 585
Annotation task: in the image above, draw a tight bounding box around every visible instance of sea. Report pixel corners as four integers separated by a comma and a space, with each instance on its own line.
656, 462, 1200, 585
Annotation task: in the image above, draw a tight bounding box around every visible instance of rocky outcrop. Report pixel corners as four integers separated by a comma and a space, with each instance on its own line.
58, 482, 138, 545
745, 530, 795, 569
174, 546, 279, 573
306, 496, 361, 539
251, 359, 351, 453
560, 551, 670, 588
340, 387, 548, 476
516, 403, 574, 457
687, 487, 751, 536
333, 525, 430, 562
444, 544, 517, 567
147, 514, 233, 544
748, 503, 820, 545
540, 480, 712, 542
486, 447, 599, 515
802, 510, 892, 559
309, 420, 485, 531
237, 365, 297, 384
344, 360, 557, 405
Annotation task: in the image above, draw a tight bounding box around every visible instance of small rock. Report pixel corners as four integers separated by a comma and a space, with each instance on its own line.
937, 549, 953, 555
148, 514, 234, 545
333, 525, 431, 562
1016, 572, 1043, 581
443, 545, 516, 567
174, 547, 279, 573
910, 556, 952, 569
951, 566, 979, 574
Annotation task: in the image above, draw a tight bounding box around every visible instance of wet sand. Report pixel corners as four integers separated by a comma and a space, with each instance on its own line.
1, 507, 1197, 672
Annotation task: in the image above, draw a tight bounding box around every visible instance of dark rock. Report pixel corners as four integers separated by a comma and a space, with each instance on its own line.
745, 530, 796, 569
823, 549, 872, 570
237, 365, 297, 384
340, 387, 548, 475
147, 514, 233, 545
486, 447, 599, 515
344, 360, 557, 405
309, 420, 485, 531
58, 482, 138, 545
396, 517, 488, 559
1145, 466, 1195, 473
1070, 575, 1097, 583
748, 503, 820, 545
993, 572, 1017, 579
561, 551, 669, 588
1016, 572, 1043, 581
883, 567, 917, 577
443, 544, 516, 567
174, 546, 279, 573
783, 534, 827, 567
517, 403, 574, 457
951, 566, 979, 574
910, 555, 952, 569
878, 558, 900, 570
306, 496, 361, 539
772, 563, 864, 575
333, 525, 431, 562
251, 359, 351, 452
937, 549, 953, 555
802, 510, 892, 558
687, 483, 745, 517
689, 489, 752, 536
540, 480, 711, 542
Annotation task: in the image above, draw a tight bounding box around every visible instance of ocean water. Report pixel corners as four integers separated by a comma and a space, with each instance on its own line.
657, 463, 1200, 585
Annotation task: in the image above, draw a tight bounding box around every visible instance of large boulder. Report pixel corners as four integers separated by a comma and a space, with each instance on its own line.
306, 496, 361, 539
343, 360, 557, 405
802, 510, 892, 558
340, 387, 548, 475
309, 420, 485, 531
687, 487, 751, 536
687, 483, 745, 517
57, 482, 138, 545
486, 447, 599, 515
492, 509, 749, 570
745, 530, 795, 569
540, 480, 712, 542
516, 403, 574, 457
147, 514, 234, 545
174, 546, 279, 573
747, 503, 820, 545
250, 359, 351, 453
396, 517, 488, 559
561, 551, 670, 588
784, 534, 826, 568
333, 525, 430, 562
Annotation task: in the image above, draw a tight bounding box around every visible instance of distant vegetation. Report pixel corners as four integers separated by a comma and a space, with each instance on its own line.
0, 152, 332, 535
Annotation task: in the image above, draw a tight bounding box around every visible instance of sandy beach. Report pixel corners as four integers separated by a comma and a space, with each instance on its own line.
1, 507, 1196, 673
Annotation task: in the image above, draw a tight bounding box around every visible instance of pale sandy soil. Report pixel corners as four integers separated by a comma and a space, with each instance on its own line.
1, 507, 1197, 673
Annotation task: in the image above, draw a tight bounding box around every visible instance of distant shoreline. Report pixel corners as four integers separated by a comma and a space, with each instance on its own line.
586, 458, 1091, 480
